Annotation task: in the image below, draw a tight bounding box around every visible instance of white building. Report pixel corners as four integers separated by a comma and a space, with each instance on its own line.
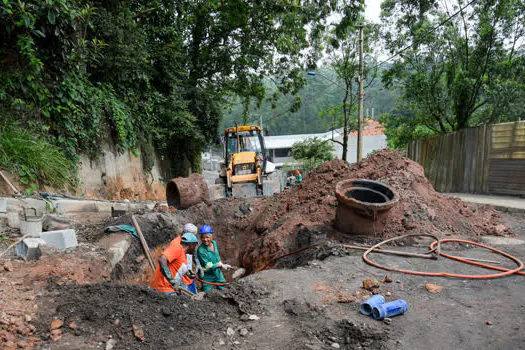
264, 120, 387, 167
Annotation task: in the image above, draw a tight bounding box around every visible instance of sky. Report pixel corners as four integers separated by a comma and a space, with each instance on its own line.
364, 0, 382, 23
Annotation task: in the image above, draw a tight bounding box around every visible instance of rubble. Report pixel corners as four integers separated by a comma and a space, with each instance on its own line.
424, 283, 444, 293
3, 261, 13, 272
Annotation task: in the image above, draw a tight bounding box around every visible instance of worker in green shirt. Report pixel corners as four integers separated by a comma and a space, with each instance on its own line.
295, 170, 303, 184
196, 224, 231, 292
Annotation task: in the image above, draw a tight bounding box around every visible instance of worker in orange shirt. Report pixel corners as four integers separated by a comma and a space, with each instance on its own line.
150, 232, 199, 295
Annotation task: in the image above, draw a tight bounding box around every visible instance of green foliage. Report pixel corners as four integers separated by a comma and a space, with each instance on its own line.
290, 137, 335, 171
221, 67, 397, 137
1, 0, 367, 182
0, 126, 76, 190
380, 108, 435, 149
381, 0, 525, 133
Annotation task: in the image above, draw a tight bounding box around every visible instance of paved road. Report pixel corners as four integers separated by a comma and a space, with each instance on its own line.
446, 193, 525, 212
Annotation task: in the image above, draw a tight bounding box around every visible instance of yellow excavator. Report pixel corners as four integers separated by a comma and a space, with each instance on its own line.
217, 123, 276, 197
166, 123, 278, 209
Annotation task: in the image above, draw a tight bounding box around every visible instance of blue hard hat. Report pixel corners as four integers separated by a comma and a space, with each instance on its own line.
199, 224, 213, 234
181, 232, 198, 243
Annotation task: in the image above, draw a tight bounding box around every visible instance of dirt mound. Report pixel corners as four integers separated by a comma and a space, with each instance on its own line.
36, 281, 264, 349
240, 149, 504, 272
107, 149, 505, 275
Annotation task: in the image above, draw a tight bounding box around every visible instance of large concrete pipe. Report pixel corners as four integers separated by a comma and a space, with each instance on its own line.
335, 179, 399, 235
166, 173, 209, 209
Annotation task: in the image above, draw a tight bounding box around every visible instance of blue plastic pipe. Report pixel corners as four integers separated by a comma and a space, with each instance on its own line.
359, 295, 385, 316
372, 299, 408, 320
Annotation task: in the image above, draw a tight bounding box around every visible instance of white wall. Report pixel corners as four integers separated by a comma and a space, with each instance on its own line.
78, 142, 165, 200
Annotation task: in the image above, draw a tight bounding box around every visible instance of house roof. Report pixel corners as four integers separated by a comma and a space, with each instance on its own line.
264, 119, 385, 150
264, 130, 339, 149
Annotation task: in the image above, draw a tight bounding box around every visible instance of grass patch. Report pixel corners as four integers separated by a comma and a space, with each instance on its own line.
0, 127, 77, 192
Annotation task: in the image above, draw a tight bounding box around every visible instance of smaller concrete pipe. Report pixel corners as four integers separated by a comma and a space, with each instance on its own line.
166, 173, 209, 209
335, 179, 399, 235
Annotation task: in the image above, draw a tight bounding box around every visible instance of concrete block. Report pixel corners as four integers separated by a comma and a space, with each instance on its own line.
111, 204, 128, 217
39, 229, 78, 250
20, 218, 43, 235
7, 211, 20, 229
42, 215, 72, 231
16, 238, 48, 260
0, 198, 7, 213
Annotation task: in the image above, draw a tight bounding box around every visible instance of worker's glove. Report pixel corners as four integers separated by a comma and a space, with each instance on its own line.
216, 262, 223, 269
221, 264, 232, 271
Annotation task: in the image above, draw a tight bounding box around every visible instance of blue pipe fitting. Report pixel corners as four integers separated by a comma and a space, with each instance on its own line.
359, 295, 385, 316
372, 299, 408, 320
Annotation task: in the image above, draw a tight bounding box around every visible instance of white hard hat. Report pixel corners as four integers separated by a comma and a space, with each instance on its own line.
183, 223, 198, 234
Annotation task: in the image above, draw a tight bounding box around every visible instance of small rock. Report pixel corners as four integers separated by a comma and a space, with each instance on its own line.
114, 319, 120, 326
3, 261, 14, 272
385, 291, 392, 297
424, 283, 443, 293
218, 339, 225, 345
383, 275, 393, 283
239, 328, 249, 337
384, 318, 392, 325
169, 327, 174, 331
226, 327, 235, 336
24, 314, 32, 322
233, 341, 241, 345
69, 321, 77, 330
135, 255, 145, 263
50, 319, 64, 330
105, 339, 117, 350
248, 314, 260, 320
486, 321, 493, 326
362, 279, 380, 291
494, 224, 508, 236
395, 280, 401, 284
331, 343, 340, 349
132, 325, 145, 342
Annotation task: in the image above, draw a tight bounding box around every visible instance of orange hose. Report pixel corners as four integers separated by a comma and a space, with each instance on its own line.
196, 277, 230, 286
429, 239, 525, 276
363, 236, 524, 279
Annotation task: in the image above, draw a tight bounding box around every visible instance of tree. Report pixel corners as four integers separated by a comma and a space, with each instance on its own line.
290, 137, 335, 171
319, 19, 379, 161
381, 0, 525, 137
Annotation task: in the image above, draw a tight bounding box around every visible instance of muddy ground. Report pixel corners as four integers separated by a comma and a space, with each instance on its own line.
1, 150, 524, 349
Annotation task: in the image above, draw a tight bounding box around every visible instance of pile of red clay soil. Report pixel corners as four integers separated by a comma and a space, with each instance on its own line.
104, 149, 506, 276
240, 149, 506, 272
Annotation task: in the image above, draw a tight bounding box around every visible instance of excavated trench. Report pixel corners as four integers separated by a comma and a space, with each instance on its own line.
28, 150, 514, 349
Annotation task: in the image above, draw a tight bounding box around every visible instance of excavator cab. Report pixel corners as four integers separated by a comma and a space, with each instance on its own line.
220, 125, 275, 197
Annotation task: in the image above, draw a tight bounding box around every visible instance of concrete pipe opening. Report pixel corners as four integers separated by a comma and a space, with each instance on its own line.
335, 179, 399, 235
166, 174, 210, 209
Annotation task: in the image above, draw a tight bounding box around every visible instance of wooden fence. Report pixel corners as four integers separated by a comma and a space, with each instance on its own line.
407, 121, 525, 196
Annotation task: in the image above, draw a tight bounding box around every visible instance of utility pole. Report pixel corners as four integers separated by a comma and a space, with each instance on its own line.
259, 114, 263, 133
357, 25, 364, 162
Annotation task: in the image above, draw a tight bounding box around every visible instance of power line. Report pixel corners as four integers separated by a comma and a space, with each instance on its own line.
371, 0, 477, 70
